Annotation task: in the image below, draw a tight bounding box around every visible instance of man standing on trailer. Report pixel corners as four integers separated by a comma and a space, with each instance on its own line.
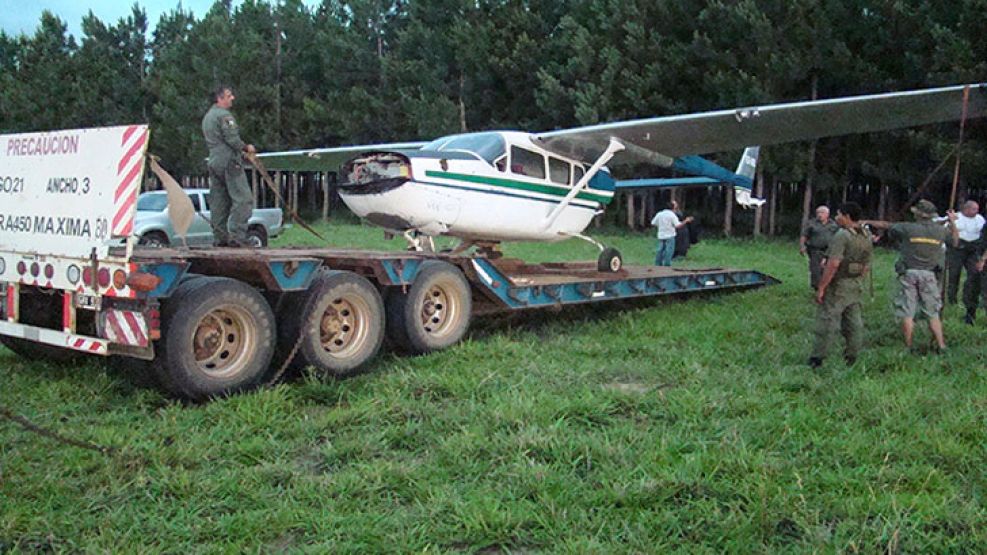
808, 202, 872, 368
800, 205, 839, 290
202, 84, 256, 247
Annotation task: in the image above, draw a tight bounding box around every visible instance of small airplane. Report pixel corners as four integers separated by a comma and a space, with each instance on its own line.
260, 83, 985, 271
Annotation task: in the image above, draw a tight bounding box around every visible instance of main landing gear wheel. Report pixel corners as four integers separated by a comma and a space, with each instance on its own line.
275, 270, 385, 378
597, 247, 623, 272
386, 261, 472, 354
156, 277, 276, 400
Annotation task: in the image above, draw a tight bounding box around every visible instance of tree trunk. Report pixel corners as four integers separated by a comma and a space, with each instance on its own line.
458, 71, 468, 133
723, 186, 733, 236
322, 172, 330, 220
626, 192, 635, 229
274, 172, 281, 208
274, 19, 283, 149
753, 163, 764, 237
768, 178, 778, 236
878, 184, 888, 221
801, 75, 819, 227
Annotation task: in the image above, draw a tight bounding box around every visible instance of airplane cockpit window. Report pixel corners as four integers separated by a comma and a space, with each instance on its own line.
573, 164, 585, 185
511, 146, 546, 179
423, 132, 506, 164
494, 155, 507, 172
549, 157, 570, 185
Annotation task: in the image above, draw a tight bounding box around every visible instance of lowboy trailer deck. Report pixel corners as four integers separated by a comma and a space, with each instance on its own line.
0, 125, 777, 400
2, 244, 777, 400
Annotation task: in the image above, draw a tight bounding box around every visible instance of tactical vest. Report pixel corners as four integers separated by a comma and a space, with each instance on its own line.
837, 229, 871, 279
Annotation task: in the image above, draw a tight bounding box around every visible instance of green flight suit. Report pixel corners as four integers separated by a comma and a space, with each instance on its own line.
811, 226, 873, 361
801, 217, 839, 289
202, 105, 251, 244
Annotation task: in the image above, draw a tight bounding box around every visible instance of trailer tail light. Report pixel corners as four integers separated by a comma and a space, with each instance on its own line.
148, 307, 161, 340
67, 265, 81, 284
97, 268, 111, 288
112, 269, 127, 290
44, 264, 55, 280
0, 258, 6, 275
126, 272, 162, 293
16, 261, 26, 275
30, 262, 39, 277
82, 267, 93, 286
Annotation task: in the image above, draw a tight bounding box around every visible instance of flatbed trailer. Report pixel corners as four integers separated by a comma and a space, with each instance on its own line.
0, 125, 777, 400
2, 244, 776, 399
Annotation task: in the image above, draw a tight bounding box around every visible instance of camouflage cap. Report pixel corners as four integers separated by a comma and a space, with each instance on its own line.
910, 199, 938, 219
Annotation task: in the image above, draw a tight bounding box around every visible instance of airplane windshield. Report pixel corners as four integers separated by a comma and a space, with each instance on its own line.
422, 132, 506, 164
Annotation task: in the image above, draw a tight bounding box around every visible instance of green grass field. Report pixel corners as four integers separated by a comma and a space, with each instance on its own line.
2, 221, 985, 553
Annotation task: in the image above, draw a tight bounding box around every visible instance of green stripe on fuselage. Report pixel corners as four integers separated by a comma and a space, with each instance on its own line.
424, 170, 613, 205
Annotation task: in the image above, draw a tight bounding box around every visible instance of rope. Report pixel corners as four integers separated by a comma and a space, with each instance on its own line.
0, 405, 115, 455
948, 85, 971, 211
245, 153, 331, 244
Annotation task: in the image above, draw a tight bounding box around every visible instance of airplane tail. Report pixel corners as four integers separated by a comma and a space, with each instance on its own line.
613, 146, 765, 208
733, 146, 765, 208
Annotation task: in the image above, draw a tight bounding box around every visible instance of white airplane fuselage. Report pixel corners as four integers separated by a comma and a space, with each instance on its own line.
339, 131, 615, 242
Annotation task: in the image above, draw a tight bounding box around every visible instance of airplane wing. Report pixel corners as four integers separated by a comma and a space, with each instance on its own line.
534, 83, 986, 164
258, 142, 429, 172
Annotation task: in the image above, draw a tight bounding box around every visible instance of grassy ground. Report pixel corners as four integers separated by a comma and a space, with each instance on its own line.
1, 220, 985, 553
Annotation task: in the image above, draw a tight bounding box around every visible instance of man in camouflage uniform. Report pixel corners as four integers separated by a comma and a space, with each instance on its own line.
809, 202, 873, 368
865, 200, 957, 351
202, 85, 256, 247
800, 205, 840, 290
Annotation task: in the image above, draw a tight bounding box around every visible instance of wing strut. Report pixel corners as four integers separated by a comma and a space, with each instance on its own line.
543, 137, 625, 230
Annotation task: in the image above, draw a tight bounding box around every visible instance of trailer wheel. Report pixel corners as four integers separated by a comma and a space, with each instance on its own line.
275, 270, 384, 378
597, 247, 622, 272
386, 261, 472, 354
152, 275, 218, 395
157, 277, 275, 400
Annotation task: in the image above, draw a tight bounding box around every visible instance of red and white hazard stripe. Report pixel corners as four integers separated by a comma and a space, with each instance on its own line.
112, 125, 149, 237
67, 336, 105, 352
102, 309, 149, 347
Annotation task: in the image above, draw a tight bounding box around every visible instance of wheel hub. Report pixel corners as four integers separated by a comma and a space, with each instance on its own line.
191, 306, 255, 378
319, 298, 367, 355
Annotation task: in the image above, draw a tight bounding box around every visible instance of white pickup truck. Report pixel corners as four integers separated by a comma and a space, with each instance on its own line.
134, 189, 286, 247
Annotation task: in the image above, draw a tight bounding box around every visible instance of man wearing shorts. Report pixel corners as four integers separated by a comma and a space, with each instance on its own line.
865, 200, 957, 351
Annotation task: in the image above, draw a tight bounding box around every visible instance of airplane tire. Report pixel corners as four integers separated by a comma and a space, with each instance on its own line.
598, 247, 622, 272
156, 277, 275, 401
274, 270, 385, 378
386, 261, 472, 354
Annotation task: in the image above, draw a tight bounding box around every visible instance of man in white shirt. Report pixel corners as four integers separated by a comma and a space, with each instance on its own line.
945, 200, 985, 323
651, 200, 693, 266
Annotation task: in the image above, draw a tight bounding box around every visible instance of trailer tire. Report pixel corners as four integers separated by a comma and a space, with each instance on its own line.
151, 275, 218, 395
386, 261, 472, 354
157, 277, 276, 400
275, 270, 385, 378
